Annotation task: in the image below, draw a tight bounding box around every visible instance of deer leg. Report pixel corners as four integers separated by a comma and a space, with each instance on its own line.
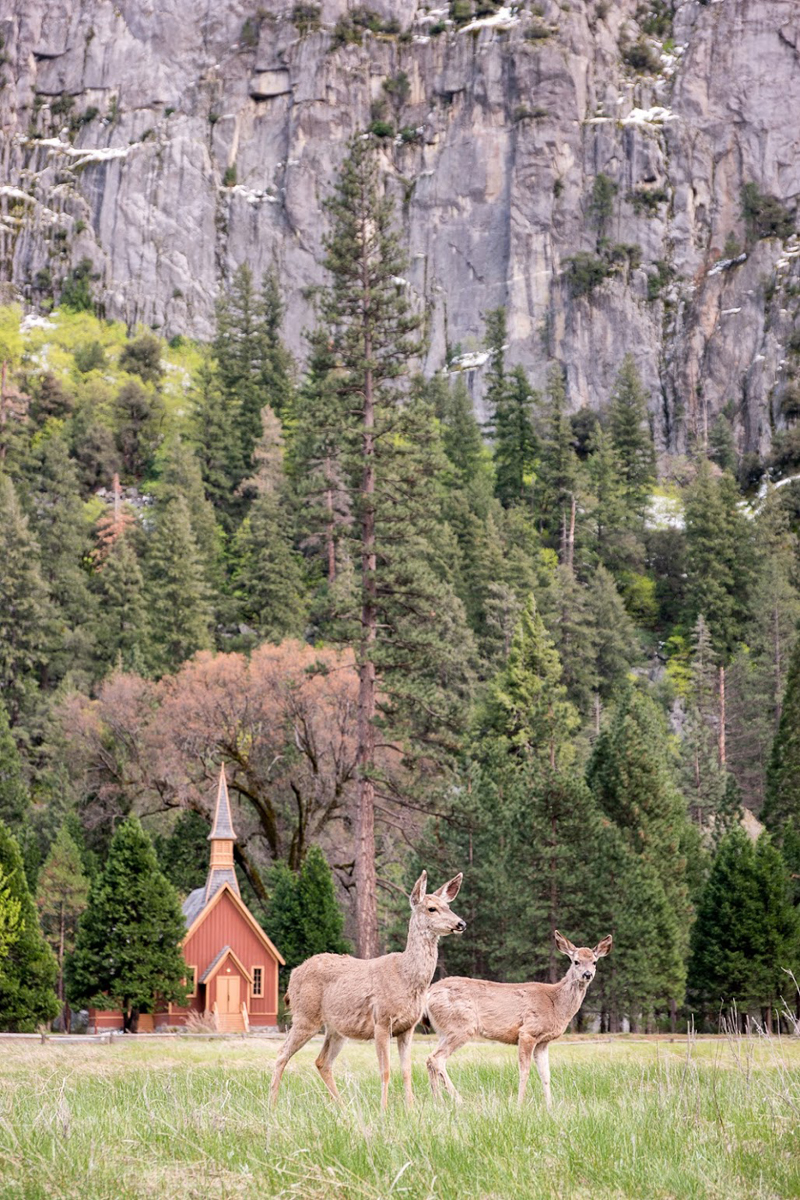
517, 1034, 535, 1106
426, 1031, 468, 1104
315, 1029, 346, 1103
375, 1024, 392, 1111
396, 1028, 415, 1107
270, 1022, 318, 1105
533, 1041, 552, 1111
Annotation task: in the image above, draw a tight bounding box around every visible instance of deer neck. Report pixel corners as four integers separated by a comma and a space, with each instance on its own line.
553, 973, 590, 1025
401, 914, 440, 992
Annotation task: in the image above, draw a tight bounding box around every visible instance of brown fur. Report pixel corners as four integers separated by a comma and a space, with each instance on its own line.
425, 930, 612, 1108
270, 871, 465, 1109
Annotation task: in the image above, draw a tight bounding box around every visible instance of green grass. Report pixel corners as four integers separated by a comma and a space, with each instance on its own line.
1, 1035, 798, 1198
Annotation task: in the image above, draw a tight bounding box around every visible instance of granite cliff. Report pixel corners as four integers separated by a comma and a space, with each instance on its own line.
2, 0, 799, 454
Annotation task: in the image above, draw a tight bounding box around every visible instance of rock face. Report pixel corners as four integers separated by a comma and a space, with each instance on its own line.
1, 0, 799, 453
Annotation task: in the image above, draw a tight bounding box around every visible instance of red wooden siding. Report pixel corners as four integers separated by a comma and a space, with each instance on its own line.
183, 891, 279, 1022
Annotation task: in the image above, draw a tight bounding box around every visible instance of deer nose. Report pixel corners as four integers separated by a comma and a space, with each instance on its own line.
455, 919, 467, 932
582, 970, 593, 980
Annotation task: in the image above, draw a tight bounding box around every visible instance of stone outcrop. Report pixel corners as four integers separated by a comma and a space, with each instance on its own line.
1, 0, 799, 454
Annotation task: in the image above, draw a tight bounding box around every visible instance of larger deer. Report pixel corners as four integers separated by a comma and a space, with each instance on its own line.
425, 930, 612, 1108
270, 871, 465, 1109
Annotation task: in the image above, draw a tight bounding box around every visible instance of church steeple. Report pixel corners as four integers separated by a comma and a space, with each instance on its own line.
204, 765, 240, 902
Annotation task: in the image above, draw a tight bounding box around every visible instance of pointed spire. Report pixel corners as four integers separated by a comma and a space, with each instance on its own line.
204, 765, 240, 902
208, 764, 237, 842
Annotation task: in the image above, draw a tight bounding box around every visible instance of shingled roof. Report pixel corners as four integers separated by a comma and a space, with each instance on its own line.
208, 765, 236, 842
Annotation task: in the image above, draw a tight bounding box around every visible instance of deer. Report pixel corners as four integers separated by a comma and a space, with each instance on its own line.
269, 871, 465, 1109
425, 929, 612, 1109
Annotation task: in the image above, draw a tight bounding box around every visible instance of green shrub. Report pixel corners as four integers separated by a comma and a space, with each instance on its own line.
451, 0, 473, 25
60, 258, 95, 312
629, 186, 668, 216
621, 36, 660, 72
74, 218, 87, 234
291, 4, 321, 35
383, 71, 410, 107
430, 20, 447, 34
399, 125, 421, 144
563, 251, 611, 297
525, 19, 552, 39
636, 0, 673, 38
368, 119, 395, 139
647, 259, 674, 301
723, 233, 742, 259
223, 165, 237, 187
741, 183, 794, 242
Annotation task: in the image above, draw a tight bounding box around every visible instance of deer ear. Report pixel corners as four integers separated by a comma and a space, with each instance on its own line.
594, 934, 613, 958
409, 871, 427, 907
554, 930, 576, 956
434, 873, 463, 902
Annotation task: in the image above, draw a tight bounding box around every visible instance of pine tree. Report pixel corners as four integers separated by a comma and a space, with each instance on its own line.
94, 534, 150, 675
263, 845, 349, 989
231, 490, 307, 641
483, 595, 579, 768
608, 355, 656, 520
257, 267, 295, 421
763, 632, 800, 839
144, 496, 212, 675
0, 864, 22, 961
67, 816, 188, 1030
0, 701, 36, 887
535, 364, 579, 555
688, 829, 799, 1027
587, 685, 694, 1016
286, 328, 351, 592
154, 810, 210, 896
0, 473, 54, 723
546, 564, 599, 719
592, 823, 685, 1031
680, 616, 737, 838
192, 355, 244, 529
438, 375, 488, 488
482, 307, 507, 443
35, 824, 90, 1030
0, 820, 59, 1031
314, 135, 475, 954
493, 365, 538, 508
27, 432, 97, 685
684, 462, 754, 765
684, 462, 753, 662
113, 379, 165, 479
585, 426, 641, 574
588, 565, 638, 704
154, 435, 224, 594
213, 264, 294, 473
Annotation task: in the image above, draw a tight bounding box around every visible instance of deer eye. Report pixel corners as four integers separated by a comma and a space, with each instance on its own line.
427, 906, 437, 913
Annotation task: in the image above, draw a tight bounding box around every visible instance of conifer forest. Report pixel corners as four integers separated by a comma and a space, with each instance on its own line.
2, 132, 800, 1039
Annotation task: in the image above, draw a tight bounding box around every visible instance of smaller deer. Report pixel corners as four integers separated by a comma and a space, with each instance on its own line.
425, 930, 612, 1109
270, 871, 465, 1109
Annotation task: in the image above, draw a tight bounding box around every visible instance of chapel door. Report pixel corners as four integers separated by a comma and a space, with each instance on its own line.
218, 975, 240, 1013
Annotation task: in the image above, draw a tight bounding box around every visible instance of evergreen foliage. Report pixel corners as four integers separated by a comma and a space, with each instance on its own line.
688, 829, 799, 1025
608, 355, 656, 520
144, 496, 213, 674
0, 820, 59, 1031
35, 823, 90, 1026
67, 817, 188, 1027
0, 473, 54, 724
262, 845, 349, 988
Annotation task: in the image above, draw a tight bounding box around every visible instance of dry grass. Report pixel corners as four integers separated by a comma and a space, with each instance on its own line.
0, 1033, 798, 1198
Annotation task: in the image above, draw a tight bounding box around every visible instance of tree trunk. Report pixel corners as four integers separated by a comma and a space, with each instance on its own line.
718, 664, 726, 766
325, 455, 336, 585
548, 814, 558, 982
567, 494, 576, 570
354, 257, 378, 958
669, 997, 677, 1035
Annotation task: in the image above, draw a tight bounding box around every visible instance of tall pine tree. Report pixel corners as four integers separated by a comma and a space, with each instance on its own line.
67, 816, 188, 1031
0, 820, 59, 1031
35, 823, 90, 1030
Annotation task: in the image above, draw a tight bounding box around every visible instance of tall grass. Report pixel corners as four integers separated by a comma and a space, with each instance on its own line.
0, 1036, 798, 1198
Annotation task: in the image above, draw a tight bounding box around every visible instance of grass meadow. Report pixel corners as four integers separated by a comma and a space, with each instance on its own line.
1, 1034, 798, 1199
